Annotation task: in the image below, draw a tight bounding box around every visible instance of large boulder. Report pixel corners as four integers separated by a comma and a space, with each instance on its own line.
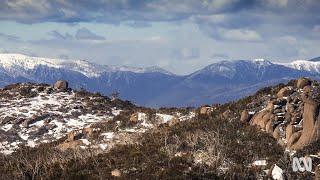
277, 87, 293, 98
285, 124, 295, 142
67, 130, 81, 142
259, 112, 274, 130
265, 119, 274, 134
222, 109, 232, 119
273, 126, 281, 140
303, 85, 312, 94
286, 104, 295, 114
287, 131, 302, 148
240, 110, 251, 122
297, 77, 312, 89
54, 80, 69, 91
250, 110, 271, 129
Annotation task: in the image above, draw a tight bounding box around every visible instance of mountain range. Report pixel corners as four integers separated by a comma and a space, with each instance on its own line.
0, 53, 319, 107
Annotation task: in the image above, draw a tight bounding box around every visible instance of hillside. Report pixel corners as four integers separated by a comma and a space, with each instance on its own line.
1, 54, 319, 107
0, 78, 319, 179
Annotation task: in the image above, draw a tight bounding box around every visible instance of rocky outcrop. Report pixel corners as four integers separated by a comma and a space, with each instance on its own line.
243, 77, 320, 150
290, 97, 320, 149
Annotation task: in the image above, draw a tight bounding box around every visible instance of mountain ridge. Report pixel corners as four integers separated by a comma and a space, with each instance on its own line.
0, 53, 174, 77
0, 53, 319, 107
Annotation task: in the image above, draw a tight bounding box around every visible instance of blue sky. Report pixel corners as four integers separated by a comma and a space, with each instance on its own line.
0, 0, 319, 74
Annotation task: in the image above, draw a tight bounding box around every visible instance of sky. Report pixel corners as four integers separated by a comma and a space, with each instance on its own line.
0, 0, 319, 75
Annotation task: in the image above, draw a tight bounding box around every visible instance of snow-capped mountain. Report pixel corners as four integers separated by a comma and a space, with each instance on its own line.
0, 53, 319, 107
0, 53, 173, 78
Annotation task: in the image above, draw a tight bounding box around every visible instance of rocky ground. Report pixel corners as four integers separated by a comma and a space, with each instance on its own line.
0, 81, 195, 156
0, 78, 319, 179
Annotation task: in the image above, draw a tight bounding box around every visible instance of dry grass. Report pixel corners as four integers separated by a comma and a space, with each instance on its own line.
0, 145, 98, 179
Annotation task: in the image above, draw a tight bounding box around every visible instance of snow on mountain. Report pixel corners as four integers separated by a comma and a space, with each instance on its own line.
188, 59, 276, 80
279, 59, 320, 74
0, 53, 173, 78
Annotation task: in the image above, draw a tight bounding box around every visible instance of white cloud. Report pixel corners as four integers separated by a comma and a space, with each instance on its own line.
264, 0, 288, 7
75, 28, 106, 41
207, 0, 240, 10
278, 36, 297, 45
218, 28, 262, 41
171, 48, 200, 59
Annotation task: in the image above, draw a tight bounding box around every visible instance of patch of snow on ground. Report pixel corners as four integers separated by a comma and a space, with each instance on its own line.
99, 144, 108, 150
0, 87, 118, 155
101, 132, 114, 139
80, 139, 91, 146
112, 108, 122, 116
272, 164, 284, 180
253, 160, 267, 166
137, 112, 147, 121
1, 124, 13, 131
249, 111, 255, 115
156, 113, 174, 123
27, 140, 36, 148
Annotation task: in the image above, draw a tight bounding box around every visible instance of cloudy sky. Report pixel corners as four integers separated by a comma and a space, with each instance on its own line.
0, 0, 319, 74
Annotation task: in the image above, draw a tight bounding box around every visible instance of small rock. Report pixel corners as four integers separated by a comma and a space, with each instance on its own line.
57, 140, 84, 151
111, 169, 121, 177
129, 112, 139, 123
169, 117, 180, 127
